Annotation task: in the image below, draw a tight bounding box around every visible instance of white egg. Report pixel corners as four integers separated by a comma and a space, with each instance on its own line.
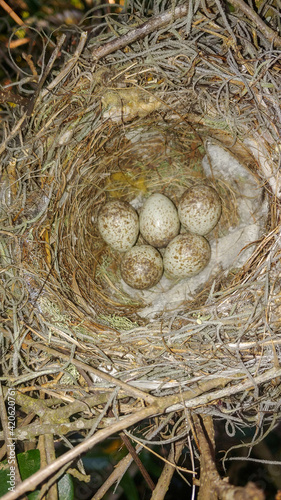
121, 245, 163, 289
163, 233, 211, 279
178, 185, 222, 236
139, 193, 180, 248
98, 200, 139, 252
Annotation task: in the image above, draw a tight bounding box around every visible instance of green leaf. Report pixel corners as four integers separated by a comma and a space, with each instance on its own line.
27, 489, 41, 500
0, 451, 41, 500
0, 462, 12, 497
17, 450, 41, 500
226, 2, 235, 12
58, 473, 74, 500
0, 450, 74, 500
140, 450, 162, 477
120, 472, 139, 500
17, 449, 40, 480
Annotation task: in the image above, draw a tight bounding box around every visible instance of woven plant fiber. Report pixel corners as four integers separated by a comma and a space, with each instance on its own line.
1, 1, 281, 498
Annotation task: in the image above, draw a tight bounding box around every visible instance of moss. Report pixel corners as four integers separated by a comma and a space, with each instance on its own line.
98, 313, 139, 331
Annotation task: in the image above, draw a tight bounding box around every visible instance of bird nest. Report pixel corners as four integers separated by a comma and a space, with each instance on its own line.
1, 1, 281, 498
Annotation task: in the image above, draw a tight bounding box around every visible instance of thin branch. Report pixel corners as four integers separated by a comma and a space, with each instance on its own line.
0, 0, 24, 25
0, 113, 27, 156
2, 418, 98, 441
128, 435, 193, 474
6, 38, 30, 49
3, 364, 280, 443
2, 363, 281, 499
0, 411, 35, 456
26, 34, 66, 117
193, 414, 265, 500
0, 378, 226, 500
41, 31, 88, 99
164, 367, 281, 412
150, 440, 185, 500
1, 383, 125, 423
0, 405, 155, 500
120, 432, 155, 492
230, 0, 281, 48
193, 414, 217, 500
91, 418, 174, 500
91, 444, 137, 500
34, 343, 156, 404
91, 3, 189, 62
44, 434, 58, 500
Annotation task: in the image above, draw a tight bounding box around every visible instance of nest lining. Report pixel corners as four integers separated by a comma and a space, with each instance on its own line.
1, 1, 281, 446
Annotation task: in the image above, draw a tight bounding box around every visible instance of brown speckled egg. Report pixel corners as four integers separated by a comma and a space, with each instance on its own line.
163, 233, 211, 279
139, 193, 180, 248
178, 185, 222, 235
98, 200, 139, 252
121, 245, 163, 289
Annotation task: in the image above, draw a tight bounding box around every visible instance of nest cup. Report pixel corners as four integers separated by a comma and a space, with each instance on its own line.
1, 1, 281, 475
58, 119, 235, 310
58, 93, 267, 322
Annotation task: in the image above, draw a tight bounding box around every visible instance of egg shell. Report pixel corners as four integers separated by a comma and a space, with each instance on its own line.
163, 233, 211, 279
139, 193, 180, 248
178, 184, 222, 236
121, 245, 163, 289
98, 200, 139, 252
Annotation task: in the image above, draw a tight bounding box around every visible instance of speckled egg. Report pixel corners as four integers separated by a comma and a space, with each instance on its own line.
121, 245, 163, 289
163, 233, 211, 279
178, 185, 222, 236
139, 193, 180, 248
98, 200, 139, 252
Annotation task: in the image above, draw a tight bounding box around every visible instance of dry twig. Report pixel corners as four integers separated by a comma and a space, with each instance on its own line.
91, 3, 189, 61
120, 432, 155, 492
0, 0, 24, 26
193, 414, 265, 500
230, 0, 281, 48
150, 440, 185, 500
